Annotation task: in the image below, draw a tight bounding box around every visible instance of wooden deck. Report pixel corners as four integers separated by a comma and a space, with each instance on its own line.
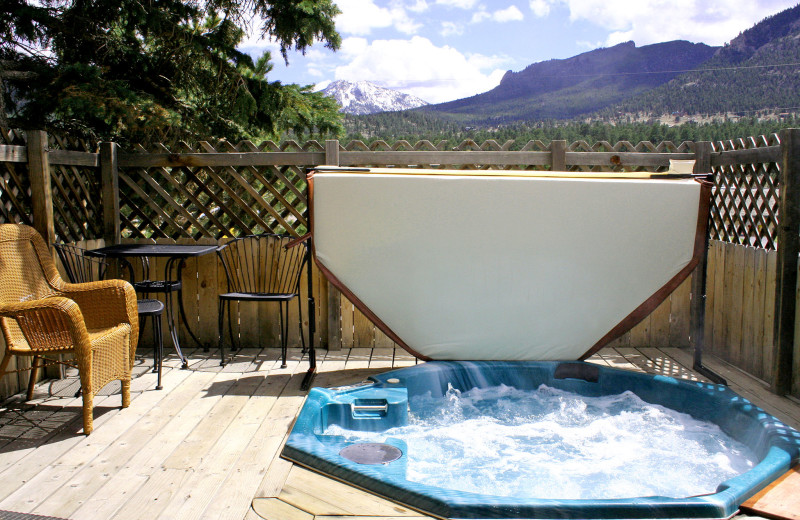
0, 345, 798, 520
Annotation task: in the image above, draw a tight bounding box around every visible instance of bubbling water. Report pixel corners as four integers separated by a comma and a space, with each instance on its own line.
325, 384, 758, 500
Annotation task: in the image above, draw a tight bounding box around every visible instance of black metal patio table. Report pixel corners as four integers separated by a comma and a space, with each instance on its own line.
86, 243, 218, 369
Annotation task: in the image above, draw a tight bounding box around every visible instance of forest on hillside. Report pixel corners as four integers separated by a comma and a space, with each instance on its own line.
341, 113, 798, 149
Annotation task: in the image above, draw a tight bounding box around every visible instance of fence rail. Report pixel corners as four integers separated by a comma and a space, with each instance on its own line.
1, 129, 798, 399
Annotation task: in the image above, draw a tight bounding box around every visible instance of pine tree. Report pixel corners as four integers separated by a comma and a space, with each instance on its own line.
0, 0, 343, 144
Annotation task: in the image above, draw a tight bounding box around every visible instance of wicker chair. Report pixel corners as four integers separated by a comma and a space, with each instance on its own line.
0, 224, 138, 434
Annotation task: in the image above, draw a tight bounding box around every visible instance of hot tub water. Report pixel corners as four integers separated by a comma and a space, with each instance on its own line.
325, 383, 758, 500
284, 361, 800, 519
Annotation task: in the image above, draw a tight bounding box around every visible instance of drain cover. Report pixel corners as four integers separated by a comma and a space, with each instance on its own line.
339, 443, 402, 465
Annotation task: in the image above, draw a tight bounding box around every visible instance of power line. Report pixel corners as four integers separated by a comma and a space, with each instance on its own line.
376, 61, 800, 85
563, 61, 800, 77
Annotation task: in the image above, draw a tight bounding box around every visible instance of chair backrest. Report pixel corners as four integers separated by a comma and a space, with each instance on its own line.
53, 243, 108, 283
0, 224, 64, 305
217, 234, 307, 295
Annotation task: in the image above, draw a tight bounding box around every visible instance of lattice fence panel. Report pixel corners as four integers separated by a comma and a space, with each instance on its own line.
0, 129, 32, 226
709, 133, 780, 250
342, 139, 452, 169
567, 140, 695, 172
476, 138, 544, 170
48, 133, 102, 243
518, 140, 551, 152
344, 139, 552, 170
119, 140, 319, 239
113, 136, 786, 245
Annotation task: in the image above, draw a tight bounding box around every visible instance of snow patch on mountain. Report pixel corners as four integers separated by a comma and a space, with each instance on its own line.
319, 80, 428, 115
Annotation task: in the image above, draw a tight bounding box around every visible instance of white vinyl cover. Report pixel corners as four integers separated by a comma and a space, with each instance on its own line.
312, 170, 702, 361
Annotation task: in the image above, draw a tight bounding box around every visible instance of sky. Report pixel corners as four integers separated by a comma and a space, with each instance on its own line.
239, 0, 799, 105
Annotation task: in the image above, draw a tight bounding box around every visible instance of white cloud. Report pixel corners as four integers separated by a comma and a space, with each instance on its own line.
406, 0, 430, 12
471, 5, 525, 24
467, 53, 512, 71
298, 48, 330, 78
237, 30, 282, 53
334, 0, 420, 35
340, 37, 371, 55
435, 0, 481, 9
440, 21, 464, 36
334, 36, 509, 102
576, 39, 604, 50
470, 11, 491, 23
549, 0, 798, 46
529, 0, 550, 17
494, 5, 524, 22
392, 7, 423, 34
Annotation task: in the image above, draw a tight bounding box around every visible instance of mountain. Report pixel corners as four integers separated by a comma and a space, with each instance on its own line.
714, 4, 800, 64
605, 4, 800, 118
420, 40, 718, 124
319, 80, 428, 115
344, 3, 800, 137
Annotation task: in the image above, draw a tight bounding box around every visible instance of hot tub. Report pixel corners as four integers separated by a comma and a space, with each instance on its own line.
283, 361, 800, 519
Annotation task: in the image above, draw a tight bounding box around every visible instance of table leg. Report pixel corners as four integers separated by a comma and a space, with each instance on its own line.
164, 257, 189, 369
154, 310, 163, 390
174, 258, 207, 350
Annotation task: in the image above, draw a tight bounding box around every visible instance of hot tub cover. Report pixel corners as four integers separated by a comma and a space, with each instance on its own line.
309, 167, 711, 361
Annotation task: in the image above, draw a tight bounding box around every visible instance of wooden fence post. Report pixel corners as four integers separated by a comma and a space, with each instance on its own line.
100, 141, 121, 245
325, 139, 340, 166
551, 140, 567, 171
25, 131, 56, 383
26, 130, 54, 246
690, 142, 714, 367
773, 128, 800, 395
323, 139, 342, 349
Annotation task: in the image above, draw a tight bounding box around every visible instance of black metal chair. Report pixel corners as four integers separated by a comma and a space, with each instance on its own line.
54, 243, 166, 390
216, 234, 308, 367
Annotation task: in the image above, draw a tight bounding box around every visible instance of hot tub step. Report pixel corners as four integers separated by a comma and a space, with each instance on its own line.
320, 387, 408, 432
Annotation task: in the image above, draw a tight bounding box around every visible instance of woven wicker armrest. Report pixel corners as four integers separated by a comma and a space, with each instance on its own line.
61, 279, 138, 368
63, 279, 138, 329
0, 296, 91, 352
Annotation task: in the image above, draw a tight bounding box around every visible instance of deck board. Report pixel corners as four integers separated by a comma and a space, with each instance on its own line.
0, 346, 797, 520
741, 467, 800, 520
